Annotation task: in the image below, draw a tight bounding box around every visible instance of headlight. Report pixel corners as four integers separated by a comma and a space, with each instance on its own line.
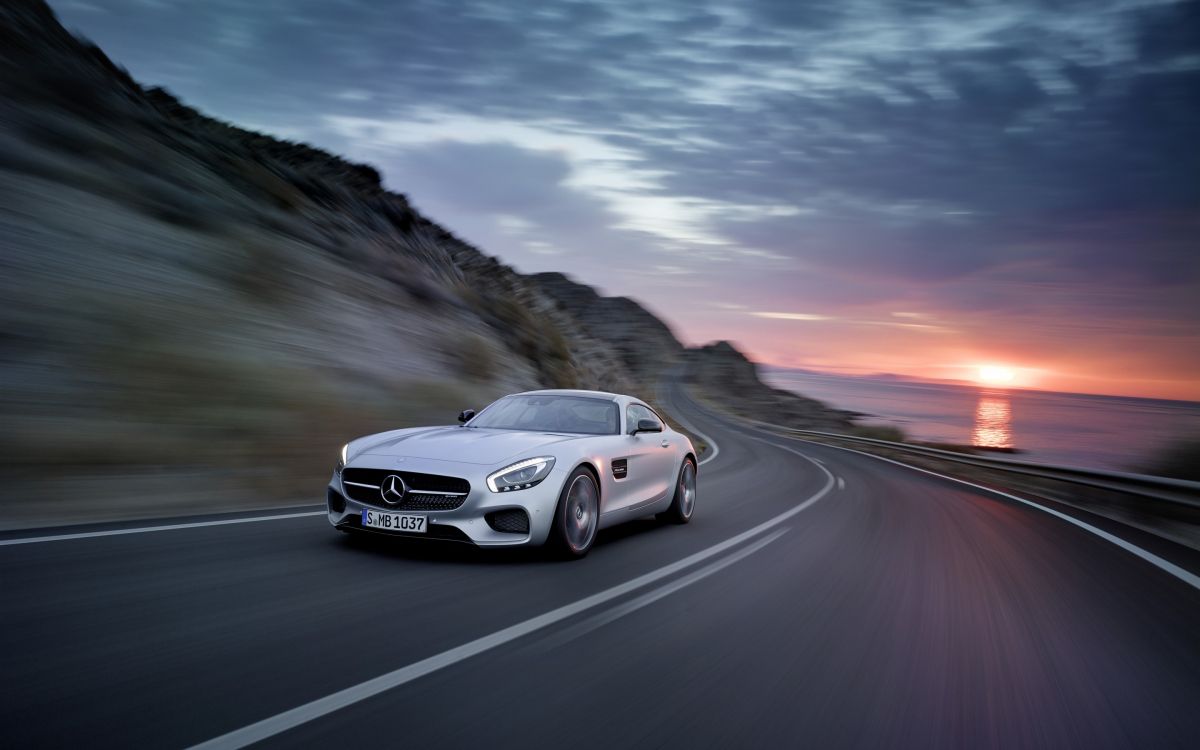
337, 443, 349, 472
487, 456, 555, 492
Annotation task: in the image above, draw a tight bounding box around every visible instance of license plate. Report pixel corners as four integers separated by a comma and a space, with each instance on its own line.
362, 509, 427, 534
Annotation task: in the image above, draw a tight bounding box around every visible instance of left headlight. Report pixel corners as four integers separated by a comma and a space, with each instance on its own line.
336, 443, 349, 472
487, 456, 556, 492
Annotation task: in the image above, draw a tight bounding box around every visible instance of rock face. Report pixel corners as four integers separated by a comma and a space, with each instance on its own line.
529, 272, 684, 384
685, 342, 855, 430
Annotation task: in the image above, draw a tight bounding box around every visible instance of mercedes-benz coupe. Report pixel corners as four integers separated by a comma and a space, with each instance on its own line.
327, 389, 698, 557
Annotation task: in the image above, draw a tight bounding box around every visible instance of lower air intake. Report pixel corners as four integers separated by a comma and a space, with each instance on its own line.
486, 509, 530, 535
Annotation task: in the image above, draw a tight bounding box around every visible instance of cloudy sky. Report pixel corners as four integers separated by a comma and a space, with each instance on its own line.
53, 0, 1200, 399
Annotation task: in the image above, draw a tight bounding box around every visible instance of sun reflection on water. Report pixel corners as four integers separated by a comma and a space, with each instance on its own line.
972, 391, 1013, 449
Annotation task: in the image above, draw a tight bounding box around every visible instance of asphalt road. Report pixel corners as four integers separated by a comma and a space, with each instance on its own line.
3, 381, 1199, 749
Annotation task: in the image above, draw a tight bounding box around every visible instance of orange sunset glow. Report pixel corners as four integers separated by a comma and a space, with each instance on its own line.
673, 305, 1200, 402
976, 366, 1016, 386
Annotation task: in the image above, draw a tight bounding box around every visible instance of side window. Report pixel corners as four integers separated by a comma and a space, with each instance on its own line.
626, 404, 662, 433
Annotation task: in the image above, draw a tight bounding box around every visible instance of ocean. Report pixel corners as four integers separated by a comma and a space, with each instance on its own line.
763, 368, 1200, 472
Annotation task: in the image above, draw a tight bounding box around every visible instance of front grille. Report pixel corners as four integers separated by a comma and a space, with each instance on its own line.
342, 468, 470, 494
397, 493, 468, 511
486, 509, 530, 535
340, 468, 470, 511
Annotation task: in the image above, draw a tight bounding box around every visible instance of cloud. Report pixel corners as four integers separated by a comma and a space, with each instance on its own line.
751, 311, 955, 333
324, 109, 814, 255
59, 1, 105, 12
751, 312, 832, 322
51, 0, 1200, 395
332, 89, 372, 102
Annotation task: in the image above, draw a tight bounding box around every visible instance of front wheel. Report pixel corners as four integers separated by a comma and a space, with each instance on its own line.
662, 458, 697, 524
549, 467, 600, 558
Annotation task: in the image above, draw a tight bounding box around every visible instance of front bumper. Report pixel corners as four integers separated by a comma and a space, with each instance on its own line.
326, 456, 564, 547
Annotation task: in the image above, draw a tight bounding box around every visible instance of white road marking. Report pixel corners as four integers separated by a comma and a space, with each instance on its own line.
790, 439, 1200, 593
683, 392, 1200, 594
837, 477, 846, 490
0, 510, 326, 547
187, 473, 833, 750
657, 383, 720, 466
536, 528, 789, 651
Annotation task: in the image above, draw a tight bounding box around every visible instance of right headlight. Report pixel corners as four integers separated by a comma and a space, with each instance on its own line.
487, 456, 556, 492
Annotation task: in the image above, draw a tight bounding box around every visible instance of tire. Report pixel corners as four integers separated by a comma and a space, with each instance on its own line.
549, 466, 601, 558
662, 458, 697, 524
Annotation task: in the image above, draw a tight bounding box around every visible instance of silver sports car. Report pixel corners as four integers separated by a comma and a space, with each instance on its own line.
327, 389, 698, 556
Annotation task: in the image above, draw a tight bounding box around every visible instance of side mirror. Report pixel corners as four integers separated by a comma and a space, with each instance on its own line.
634, 418, 663, 434
458, 409, 476, 424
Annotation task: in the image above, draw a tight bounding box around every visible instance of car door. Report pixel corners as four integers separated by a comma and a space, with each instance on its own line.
612, 403, 677, 512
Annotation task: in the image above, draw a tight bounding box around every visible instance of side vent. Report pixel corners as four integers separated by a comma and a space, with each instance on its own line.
612, 459, 628, 479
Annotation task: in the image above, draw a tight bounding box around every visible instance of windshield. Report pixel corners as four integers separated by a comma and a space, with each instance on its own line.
469, 395, 619, 435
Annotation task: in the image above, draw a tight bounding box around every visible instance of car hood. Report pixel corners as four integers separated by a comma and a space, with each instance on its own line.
353, 426, 584, 466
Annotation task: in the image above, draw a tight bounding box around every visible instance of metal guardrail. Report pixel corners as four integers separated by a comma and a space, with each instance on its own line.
742, 420, 1200, 510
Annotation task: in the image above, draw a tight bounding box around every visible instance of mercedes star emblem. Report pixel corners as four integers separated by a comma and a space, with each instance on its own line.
381, 474, 407, 505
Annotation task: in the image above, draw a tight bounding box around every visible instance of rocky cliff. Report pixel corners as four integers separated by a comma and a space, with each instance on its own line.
685, 342, 856, 429
529, 272, 685, 382
0, 0, 635, 523
530, 274, 854, 430
0, 0, 849, 525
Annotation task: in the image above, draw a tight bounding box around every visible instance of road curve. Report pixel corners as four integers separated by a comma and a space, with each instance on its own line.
2, 380, 1199, 749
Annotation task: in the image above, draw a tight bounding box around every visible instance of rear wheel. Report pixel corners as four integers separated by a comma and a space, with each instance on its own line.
662, 458, 697, 524
550, 466, 600, 558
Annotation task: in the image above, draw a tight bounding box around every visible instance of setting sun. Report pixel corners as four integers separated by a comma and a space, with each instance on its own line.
977, 365, 1016, 385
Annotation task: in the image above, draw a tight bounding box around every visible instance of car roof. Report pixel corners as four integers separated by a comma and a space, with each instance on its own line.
513, 388, 628, 402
